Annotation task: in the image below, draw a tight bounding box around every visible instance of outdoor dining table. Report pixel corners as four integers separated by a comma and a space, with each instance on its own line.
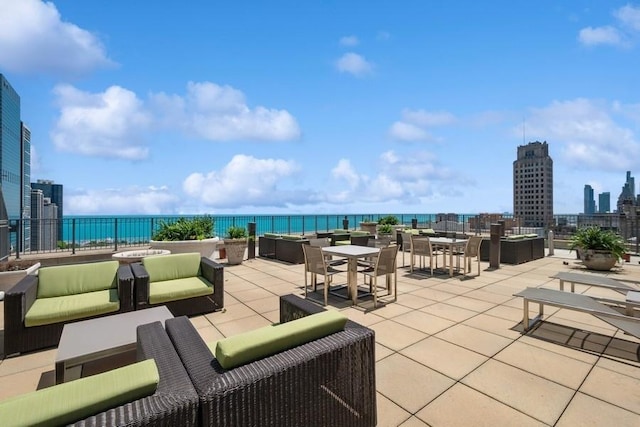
322, 244, 380, 305
429, 237, 468, 277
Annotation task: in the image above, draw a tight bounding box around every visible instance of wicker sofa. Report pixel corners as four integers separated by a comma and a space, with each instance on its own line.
165, 294, 377, 427
3, 260, 134, 356
0, 321, 199, 426
258, 234, 310, 264
480, 235, 545, 264
131, 252, 224, 316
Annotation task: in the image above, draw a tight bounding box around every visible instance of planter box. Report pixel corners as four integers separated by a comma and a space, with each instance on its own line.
0, 262, 41, 293
149, 237, 220, 259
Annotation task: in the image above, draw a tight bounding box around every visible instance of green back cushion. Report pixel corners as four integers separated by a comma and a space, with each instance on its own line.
350, 231, 370, 237
215, 310, 348, 369
506, 234, 525, 240
143, 252, 201, 282
0, 359, 158, 427
263, 233, 281, 238
37, 261, 119, 298
281, 234, 303, 241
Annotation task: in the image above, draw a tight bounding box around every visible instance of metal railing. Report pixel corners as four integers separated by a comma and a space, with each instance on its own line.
7, 212, 640, 257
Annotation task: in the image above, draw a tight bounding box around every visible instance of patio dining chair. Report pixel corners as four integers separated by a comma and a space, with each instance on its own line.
302, 244, 343, 306
361, 245, 399, 307
462, 235, 483, 277
410, 235, 439, 275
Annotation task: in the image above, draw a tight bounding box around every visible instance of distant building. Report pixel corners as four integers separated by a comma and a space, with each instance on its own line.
30, 190, 58, 251
617, 171, 638, 213
598, 192, 610, 213
31, 179, 63, 241
583, 185, 596, 214
20, 123, 31, 252
513, 141, 554, 227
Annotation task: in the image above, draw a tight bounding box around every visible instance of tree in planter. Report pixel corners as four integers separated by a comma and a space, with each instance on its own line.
225, 226, 249, 265
569, 226, 626, 271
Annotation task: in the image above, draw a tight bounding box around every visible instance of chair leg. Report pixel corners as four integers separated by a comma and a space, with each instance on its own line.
323, 273, 328, 306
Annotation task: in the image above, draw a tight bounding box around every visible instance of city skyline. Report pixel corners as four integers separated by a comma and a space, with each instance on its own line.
1, 1, 640, 216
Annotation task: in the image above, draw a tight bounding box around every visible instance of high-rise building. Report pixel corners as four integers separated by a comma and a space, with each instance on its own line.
21, 122, 31, 251
31, 179, 63, 241
513, 141, 554, 227
0, 74, 24, 254
598, 192, 610, 213
30, 190, 58, 251
584, 185, 596, 214
617, 171, 637, 212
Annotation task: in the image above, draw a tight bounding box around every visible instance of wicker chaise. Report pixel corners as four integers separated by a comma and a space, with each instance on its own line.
4, 261, 134, 356
165, 294, 377, 427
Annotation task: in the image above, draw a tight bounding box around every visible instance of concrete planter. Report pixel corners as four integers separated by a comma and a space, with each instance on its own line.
149, 237, 219, 259
0, 262, 41, 296
359, 222, 378, 235
581, 249, 618, 271
112, 249, 171, 264
224, 239, 247, 265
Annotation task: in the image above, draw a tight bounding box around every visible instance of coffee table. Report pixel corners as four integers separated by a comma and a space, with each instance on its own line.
55, 306, 173, 384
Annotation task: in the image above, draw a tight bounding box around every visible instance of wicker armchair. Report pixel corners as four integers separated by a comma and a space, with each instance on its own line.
71, 321, 199, 426
165, 294, 377, 427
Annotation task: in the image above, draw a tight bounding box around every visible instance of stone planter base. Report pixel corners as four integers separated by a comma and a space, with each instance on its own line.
113, 249, 171, 264
224, 239, 247, 265
581, 250, 618, 271
149, 237, 219, 259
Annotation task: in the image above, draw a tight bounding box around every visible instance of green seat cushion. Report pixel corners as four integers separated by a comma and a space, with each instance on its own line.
263, 233, 282, 238
149, 276, 213, 305
0, 359, 158, 427
25, 289, 120, 327
506, 235, 525, 240
37, 261, 119, 298
333, 230, 349, 235
215, 310, 348, 369
350, 231, 370, 237
335, 240, 351, 246
281, 234, 304, 241
143, 252, 201, 282
524, 233, 539, 238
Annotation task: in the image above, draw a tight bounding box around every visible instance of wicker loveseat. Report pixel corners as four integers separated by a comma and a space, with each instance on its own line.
258, 234, 310, 264
131, 252, 224, 316
165, 294, 377, 427
0, 321, 199, 426
3, 260, 134, 356
479, 234, 545, 265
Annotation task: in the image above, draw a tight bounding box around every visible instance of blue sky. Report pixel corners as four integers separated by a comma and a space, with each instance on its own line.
2, 0, 640, 216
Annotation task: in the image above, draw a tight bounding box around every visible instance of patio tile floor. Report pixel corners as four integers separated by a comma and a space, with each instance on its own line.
2, 249, 640, 425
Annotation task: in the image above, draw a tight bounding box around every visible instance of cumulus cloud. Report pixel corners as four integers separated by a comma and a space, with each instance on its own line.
182, 154, 305, 208
339, 35, 359, 47
66, 186, 180, 215
51, 84, 152, 159
578, 4, 640, 47
335, 52, 373, 77
523, 98, 640, 171
0, 0, 114, 76
150, 82, 301, 141
388, 108, 456, 142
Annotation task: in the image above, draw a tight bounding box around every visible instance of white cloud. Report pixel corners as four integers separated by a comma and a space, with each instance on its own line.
331, 159, 361, 190
401, 109, 457, 126
335, 52, 373, 77
0, 0, 114, 76
578, 26, 624, 46
523, 98, 640, 171
150, 81, 301, 141
182, 154, 304, 208
615, 4, 640, 31
339, 35, 359, 47
388, 121, 431, 142
51, 84, 152, 160
67, 186, 180, 215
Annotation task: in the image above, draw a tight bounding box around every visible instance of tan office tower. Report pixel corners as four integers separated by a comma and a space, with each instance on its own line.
513, 141, 553, 227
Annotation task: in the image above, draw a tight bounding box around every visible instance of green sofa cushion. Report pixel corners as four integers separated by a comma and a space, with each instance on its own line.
149, 276, 213, 305
215, 310, 348, 369
506, 234, 525, 240
0, 359, 158, 427
143, 252, 201, 282
281, 234, 304, 241
350, 231, 370, 237
25, 289, 120, 327
37, 261, 119, 298
263, 233, 282, 238
524, 233, 539, 238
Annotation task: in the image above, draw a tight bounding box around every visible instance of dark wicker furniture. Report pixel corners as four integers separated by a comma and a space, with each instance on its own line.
131, 256, 224, 316
480, 237, 545, 264
166, 294, 377, 427
3, 264, 134, 356
258, 235, 310, 264
72, 321, 199, 426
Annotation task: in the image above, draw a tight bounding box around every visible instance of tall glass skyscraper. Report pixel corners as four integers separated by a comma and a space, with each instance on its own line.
583, 184, 596, 214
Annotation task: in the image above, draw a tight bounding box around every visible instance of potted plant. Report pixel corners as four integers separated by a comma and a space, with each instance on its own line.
150, 216, 219, 258
224, 226, 248, 265
569, 226, 626, 271
377, 223, 395, 246
359, 217, 378, 235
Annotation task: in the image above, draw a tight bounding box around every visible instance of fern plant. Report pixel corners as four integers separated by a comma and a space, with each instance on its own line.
569, 226, 626, 261
151, 216, 215, 241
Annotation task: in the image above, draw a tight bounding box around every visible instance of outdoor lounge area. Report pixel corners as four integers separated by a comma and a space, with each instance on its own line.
1, 248, 640, 426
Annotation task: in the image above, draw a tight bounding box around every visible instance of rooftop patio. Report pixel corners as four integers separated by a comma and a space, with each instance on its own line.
1, 249, 640, 426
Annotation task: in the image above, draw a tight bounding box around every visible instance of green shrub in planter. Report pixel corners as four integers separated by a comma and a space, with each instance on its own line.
569, 226, 626, 261
378, 215, 399, 226
152, 216, 215, 241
